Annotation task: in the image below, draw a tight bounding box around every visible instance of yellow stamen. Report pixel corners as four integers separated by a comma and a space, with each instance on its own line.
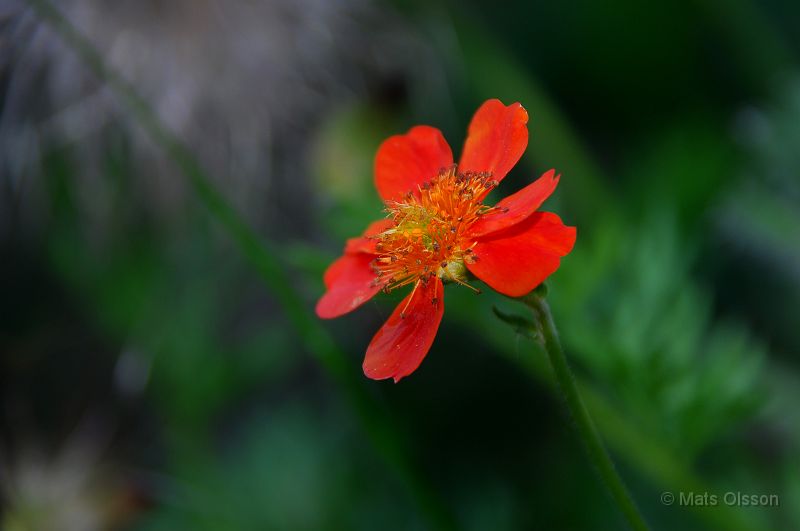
372, 165, 496, 294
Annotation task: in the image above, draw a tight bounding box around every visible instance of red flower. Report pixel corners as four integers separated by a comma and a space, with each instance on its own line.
317, 99, 576, 382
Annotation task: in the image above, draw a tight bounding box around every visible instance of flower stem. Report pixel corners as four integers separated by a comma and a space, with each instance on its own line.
521, 288, 649, 531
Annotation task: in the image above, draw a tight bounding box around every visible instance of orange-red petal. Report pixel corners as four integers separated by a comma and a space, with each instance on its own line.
469, 169, 560, 237
466, 212, 576, 297
374, 125, 454, 202
317, 253, 381, 318
458, 99, 528, 184
363, 277, 444, 382
344, 218, 395, 254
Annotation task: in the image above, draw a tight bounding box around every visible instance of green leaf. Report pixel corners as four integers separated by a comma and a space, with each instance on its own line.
491, 305, 540, 342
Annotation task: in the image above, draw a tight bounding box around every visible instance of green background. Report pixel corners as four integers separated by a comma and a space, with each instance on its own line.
2, 0, 799, 529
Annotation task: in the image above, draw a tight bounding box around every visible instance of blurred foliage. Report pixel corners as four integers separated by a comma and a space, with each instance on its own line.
555, 210, 765, 459
3, 0, 800, 530
41, 146, 297, 432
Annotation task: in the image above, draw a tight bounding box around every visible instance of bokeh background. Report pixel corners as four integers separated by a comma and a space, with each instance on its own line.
2, 0, 799, 529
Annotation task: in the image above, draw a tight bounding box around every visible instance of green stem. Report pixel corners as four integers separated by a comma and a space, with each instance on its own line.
521, 288, 649, 531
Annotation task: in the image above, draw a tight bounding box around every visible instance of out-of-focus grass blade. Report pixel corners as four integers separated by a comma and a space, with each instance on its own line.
694, 0, 796, 92
25, 1, 457, 529
449, 14, 612, 228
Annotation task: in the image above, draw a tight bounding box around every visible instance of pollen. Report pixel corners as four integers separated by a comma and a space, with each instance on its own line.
370, 165, 498, 293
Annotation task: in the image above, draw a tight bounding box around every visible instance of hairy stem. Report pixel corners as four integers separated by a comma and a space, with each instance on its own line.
521, 288, 649, 531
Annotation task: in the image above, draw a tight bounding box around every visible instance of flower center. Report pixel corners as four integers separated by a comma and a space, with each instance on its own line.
370, 165, 498, 293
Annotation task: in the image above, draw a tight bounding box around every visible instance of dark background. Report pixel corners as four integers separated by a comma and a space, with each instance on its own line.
1, 0, 799, 529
